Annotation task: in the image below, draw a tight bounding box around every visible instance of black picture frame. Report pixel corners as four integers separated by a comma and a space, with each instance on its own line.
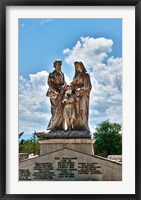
0, 0, 141, 199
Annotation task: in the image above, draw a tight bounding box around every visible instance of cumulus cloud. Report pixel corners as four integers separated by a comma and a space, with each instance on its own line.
19, 70, 72, 135
19, 71, 50, 134
19, 36, 122, 134
63, 36, 122, 131
63, 36, 113, 67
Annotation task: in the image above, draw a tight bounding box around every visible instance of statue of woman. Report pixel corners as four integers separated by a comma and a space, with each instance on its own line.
46, 60, 66, 130
71, 61, 92, 131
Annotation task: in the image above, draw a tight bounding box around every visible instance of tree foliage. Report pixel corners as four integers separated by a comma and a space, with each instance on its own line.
93, 121, 122, 156
19, 133, 40, 155
19, 132, 24, 139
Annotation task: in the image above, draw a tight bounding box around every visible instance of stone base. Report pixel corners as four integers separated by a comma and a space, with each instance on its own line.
39, 139, 95, 156
19, 148, 102, 181
19, 153, 29, 161
36, 130, 92, 139
19, 133, 122, 181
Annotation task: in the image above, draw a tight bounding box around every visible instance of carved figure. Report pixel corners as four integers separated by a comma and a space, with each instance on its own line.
71, 61, 92, 131
46, 60, 66, 130
62, 85, 76, 130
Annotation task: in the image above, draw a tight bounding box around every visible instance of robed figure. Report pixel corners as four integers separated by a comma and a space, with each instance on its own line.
46, 60, 66, 130
71, 61, 92, 131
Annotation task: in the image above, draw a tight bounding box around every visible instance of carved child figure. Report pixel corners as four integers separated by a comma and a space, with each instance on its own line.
62, 85, 76, 130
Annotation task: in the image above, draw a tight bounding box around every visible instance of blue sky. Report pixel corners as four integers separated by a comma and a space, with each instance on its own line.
19, 18, 122, 139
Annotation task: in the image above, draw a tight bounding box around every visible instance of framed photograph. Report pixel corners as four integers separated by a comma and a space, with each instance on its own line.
0, 0, 141, 199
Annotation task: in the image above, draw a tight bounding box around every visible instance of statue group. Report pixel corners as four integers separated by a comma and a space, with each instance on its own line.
46, 60, 92, 132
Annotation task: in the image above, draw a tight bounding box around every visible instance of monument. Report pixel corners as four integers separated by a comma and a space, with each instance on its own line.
43, 60, 92, 138
19, 60, 122, 181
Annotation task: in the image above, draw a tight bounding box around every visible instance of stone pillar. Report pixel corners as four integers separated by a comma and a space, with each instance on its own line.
39, 139, 95, 156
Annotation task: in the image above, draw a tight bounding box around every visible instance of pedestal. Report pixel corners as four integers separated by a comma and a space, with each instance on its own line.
19, 131, 122, 181
39, 139, 95, 156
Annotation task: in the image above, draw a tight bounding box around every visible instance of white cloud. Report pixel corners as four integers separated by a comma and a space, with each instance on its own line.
64, 73, 71, 85
63, 36, 113, 67
19, 70, 72, 135
19, 71, 51, 134
19, 36, 122, 135
63, 36, 122, 130
40, 19, 53, 26
90, 56, 122, 128
106, 105, 122, 124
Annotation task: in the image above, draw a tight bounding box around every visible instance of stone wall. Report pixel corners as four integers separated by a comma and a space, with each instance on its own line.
19, 148, 102, 181
94, 155, 122, 181
19, 148, 121, 181
19, 153, 29, 161
108, 155, 122, 162
19, 138, 122, 181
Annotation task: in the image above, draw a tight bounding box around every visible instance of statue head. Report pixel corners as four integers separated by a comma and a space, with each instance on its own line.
74, 61, 87, 77
54, 60, 62, 72
65, 84, 73, 95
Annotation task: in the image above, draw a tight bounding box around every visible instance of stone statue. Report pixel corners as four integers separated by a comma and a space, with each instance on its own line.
39, 60, 92, 139
62, 84, 76, 130
46, 60, 66, 130
71, 61, 92, 131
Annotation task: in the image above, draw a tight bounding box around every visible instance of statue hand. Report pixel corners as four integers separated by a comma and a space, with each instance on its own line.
53, 91, 59, 98
60, 88, 65, 94
76, 97, 79, 101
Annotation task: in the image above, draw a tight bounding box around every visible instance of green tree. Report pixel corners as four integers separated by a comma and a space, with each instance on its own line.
93, 121, 122, 157
19, 140, 40, 155
19, 132, 40, 155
